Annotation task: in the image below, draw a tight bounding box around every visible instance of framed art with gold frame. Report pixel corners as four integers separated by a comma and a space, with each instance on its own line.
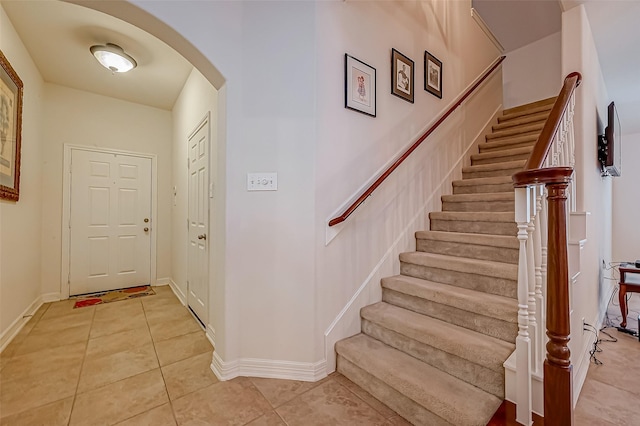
0, 50, 23, 202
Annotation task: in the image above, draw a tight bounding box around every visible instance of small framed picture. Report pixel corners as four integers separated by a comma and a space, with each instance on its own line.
345, 54, 376, 117
391, 48, 414, 103
424, 51, 442, 99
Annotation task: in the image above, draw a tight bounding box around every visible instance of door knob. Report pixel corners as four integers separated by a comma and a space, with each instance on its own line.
197, 234, 207, 240
144, 227, 149, 232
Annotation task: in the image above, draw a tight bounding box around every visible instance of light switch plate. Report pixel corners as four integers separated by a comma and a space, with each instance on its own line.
247, 173, 277, 191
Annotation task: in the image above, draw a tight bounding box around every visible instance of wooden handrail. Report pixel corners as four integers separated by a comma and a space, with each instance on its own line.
328, 55, 506, 227
511, 73, 582, 425
515, 72, 581, 182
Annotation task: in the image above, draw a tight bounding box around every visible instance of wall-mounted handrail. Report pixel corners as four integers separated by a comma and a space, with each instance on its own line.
328, 55, 506, 227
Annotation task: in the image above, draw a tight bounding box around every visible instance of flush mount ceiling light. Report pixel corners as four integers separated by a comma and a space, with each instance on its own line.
90, 43, 137, 73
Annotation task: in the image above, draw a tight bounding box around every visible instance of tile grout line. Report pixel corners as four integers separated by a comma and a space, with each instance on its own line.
67, 305, 97, 426
141, 296, 180, 426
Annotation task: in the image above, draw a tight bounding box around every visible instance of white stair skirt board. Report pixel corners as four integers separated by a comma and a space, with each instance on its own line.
211, 351, 327, 383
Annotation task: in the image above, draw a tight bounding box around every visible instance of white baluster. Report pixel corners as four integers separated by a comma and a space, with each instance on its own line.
534, 185, 545, 373
527, 188, 538, 375
515, 186, 532, 426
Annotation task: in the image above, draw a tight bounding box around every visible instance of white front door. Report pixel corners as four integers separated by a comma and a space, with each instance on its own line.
69, 149, 152, 296
187, 117, 209, 324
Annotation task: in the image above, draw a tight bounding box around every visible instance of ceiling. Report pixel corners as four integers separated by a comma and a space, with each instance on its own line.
3, 0, 640, 135
474, 0, 640, 136
1, 0, 192, 111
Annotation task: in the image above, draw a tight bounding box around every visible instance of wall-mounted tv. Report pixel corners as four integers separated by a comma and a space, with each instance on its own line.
598, 101, 621, 177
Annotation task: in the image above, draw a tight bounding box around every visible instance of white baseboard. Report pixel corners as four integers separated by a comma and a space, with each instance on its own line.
154, 277, 172, 286
42, 292, 61, 303
210, 351, 327, 383
168, 279, 186, 306
323, 105, 503, 372
206, 324, 216, 349
0, 296, 45, 353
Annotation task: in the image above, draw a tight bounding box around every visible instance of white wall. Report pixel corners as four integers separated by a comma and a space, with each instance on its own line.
503, 31, 562, 109
126, 0, 502, 378
170, 68, 218, 314
314, 0, 502, 369
561, 4, 613, 400
612, 132, 640, 263
0, 5, 45, 342
40, 84, 173, 297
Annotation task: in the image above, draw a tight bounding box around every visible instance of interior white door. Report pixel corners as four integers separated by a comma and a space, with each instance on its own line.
187, 118, 209, 324
69, 149, 152, 296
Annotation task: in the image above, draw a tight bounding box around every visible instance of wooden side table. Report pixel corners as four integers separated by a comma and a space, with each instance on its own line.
618, 264, 640, 328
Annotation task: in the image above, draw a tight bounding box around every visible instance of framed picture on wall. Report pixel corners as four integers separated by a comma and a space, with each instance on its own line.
0, 50, 23, 202
345, 54, 376, 117
391, 48, 414, 103
424, 51, 442, 99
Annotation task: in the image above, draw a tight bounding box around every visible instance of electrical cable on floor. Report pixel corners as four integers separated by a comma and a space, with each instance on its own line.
583, 323, 603, 365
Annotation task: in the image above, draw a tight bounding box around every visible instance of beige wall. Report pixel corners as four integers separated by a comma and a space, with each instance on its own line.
40, 84, 173, 297
0, 5, 45, 342
612, 132, 640, 263
128, 0, 503, 375
503, 31, 562, 109
170, 68, 218, 318
562, 4, 613, 400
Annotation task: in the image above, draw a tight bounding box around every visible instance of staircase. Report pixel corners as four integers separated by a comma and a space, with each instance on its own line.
335, 97, 556, 426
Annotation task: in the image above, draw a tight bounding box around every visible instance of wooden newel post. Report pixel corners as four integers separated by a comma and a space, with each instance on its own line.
543, 176, 573, 426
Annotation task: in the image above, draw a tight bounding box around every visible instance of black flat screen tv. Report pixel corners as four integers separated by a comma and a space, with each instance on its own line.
598, 101, 621, 176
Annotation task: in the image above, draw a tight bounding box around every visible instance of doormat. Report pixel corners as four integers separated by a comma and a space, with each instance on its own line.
72, 285, 155, 308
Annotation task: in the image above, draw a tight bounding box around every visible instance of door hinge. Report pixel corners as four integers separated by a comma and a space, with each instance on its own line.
187, 158, 190, 169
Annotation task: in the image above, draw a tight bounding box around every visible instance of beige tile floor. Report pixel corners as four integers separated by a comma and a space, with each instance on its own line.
1, 284, 639, 425
574, 290, 640, 425
0, 286, 410, 426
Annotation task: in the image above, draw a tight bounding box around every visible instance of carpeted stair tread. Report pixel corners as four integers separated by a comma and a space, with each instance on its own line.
492, 111, 550, 131
452, 176, 513, 195
399, 252, 517, 281
442, 192, 514, 203
463, 159, 526, 173
361, 302, 515, 373
415, 230, 518, 249
336, 334, 502, 426
470, 146, 533, 166
429, 211, 514, 223
441, 192, 514, 212
485, 123, 544, 141
478, 134, 538, 153
381, 275, 518, 324
501, 97, 555, 118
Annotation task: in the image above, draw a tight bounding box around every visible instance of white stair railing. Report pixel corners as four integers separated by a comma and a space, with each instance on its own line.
511, 73, 580, 425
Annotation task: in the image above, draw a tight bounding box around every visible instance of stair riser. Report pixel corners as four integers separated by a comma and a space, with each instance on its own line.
383, 289, 517, 343
479, 140, 536, 153
416, 239, 519, 264
493, 116, 547, 131
442, 200, 514, 212
462, 167, 522, 180
471, 152, 530, 166
453, 183, 513, 195
486, 128, 542, 141
336, 356, 453, 426
430, 219, 517, 236
400, 262, 516, 299
362, 320, 505, 398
